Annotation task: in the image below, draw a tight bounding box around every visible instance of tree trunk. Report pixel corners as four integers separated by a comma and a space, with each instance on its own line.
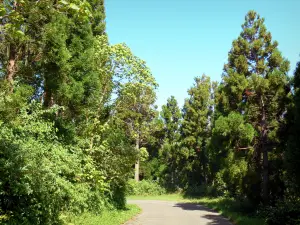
6, 47, 16, 92
261, 97, 269, 204
135, 135, 140, 182
43, 78, 56, 108
262, 138, 268, 204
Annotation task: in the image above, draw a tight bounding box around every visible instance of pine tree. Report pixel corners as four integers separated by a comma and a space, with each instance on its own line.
181, 74, 213, 187
87, 0, 106, 36
286, 61, 300, 195
0, 0, 92, 92
160, 96, 182, 189
221, 10, 290, 204
161, 96, 181, 141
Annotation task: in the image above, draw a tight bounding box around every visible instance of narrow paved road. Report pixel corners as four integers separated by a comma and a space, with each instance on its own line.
125, 200, 233, 225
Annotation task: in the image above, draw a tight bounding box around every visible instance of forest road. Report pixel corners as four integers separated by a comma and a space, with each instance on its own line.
124, 200, 233, 225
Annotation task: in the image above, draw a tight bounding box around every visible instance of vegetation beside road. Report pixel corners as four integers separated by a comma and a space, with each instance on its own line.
128, 194, 265, 225
62, 204, 141, 225
1, 0, 300, 223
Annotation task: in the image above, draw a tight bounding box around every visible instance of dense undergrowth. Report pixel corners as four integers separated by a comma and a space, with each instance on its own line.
126, 179, 166, 196
61, 204, 141, 225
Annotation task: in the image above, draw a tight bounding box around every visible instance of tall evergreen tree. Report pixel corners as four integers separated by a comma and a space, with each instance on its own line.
220, 10, 290, 204
161, 96, 181, 141
159, 96, 182, 189
0, 0, 91, 92
286, 61, 300, 195
87, 0, 106, 35
181, 75, 213, 187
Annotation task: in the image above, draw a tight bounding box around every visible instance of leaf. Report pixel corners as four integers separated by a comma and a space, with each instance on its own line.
0, 7, 5, 17
16, 30, 25, 36
60, 0, 68, 5
69, 3, 80, 11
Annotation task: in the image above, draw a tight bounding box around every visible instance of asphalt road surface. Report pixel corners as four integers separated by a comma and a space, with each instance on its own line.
125, 200, 233, 225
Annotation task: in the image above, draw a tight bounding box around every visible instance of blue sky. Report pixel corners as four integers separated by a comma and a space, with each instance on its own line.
105, 0, 300, 109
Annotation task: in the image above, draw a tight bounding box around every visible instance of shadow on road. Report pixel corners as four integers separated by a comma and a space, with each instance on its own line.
173, 202, 216, 212
201, 214, 232, 225
173, 203, 232, 225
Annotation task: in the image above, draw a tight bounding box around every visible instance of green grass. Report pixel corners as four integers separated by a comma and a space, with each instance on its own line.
128, 194, 265, 225
188, 197, 265, 225
128, 193, 184, 201
61, 204, 141, 225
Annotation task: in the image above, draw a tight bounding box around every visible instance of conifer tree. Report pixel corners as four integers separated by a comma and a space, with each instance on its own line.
0, 0, 92, 92
161, 96, 181, 141
87, 0, 106, 35
181, 75, 213, 187
160, 96, 182, 189
221, 10, 290, 203
286, 61, 300, 195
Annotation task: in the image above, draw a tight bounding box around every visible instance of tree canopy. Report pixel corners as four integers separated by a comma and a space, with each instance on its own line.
0, 5, 299, 224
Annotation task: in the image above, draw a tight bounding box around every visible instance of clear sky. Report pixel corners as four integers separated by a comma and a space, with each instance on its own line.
105, 0, 300, 109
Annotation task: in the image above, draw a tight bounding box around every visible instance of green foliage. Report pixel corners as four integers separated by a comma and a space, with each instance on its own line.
217, 10, 290, 204
0, 0, 153, 223
161, 96, 181, 141
209, 112, 255, 197
128, 194, 264, 225
140, 157, 166, 180
62, 204, 141, 225
126, 179, 166, 196
0, 5, 299, 224
0, 101, 107, 224
113, 44, 157, 181
263, 201, 300, 225
286, 61, 300, 196
184, 184, 219, 197
158, 96, 183, 190
180, 75, 213, 187
192, 197, 264, 225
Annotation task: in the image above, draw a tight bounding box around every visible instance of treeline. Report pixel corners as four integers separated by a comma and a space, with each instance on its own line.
0, 0, 157, 224
141, 11, 300, 222
1, 2, 300, 224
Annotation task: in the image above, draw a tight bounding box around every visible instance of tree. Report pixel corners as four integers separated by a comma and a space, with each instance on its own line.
41, 6, 96, 113
181, 75, 213, 187
286, 61, 300, 195
210, 112, 255, 197
0, 0, 91, 92
220, 10, 290, 204
0, 1, 149, 222
87, 0, 106, 36
161, 96, 181, 141
116, 82, 157, 181
159, 96, 182, 189
113, 44, 157, 181
0, 101, 109, 224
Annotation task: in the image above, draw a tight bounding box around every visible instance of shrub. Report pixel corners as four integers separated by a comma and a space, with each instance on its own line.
0, 103, 107, 224
264, 201, 300, 225
184, 184, 220, 197
184, 184, 208, 196
126, 179, 166, 196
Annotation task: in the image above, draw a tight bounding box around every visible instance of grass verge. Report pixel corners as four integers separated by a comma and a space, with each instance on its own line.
128, 194, 265, 225
128, 193, 184, 201
61, 204, 141, 225
189, 197, 265, 225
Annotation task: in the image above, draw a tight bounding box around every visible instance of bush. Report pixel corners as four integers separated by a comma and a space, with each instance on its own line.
264, 201, 300, 225
126, 179, 166, 196
0, 103, 107, 224
184, 184, 220, 197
